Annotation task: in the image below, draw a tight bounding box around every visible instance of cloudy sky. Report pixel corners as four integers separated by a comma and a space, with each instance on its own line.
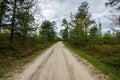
34, 0, 112, 33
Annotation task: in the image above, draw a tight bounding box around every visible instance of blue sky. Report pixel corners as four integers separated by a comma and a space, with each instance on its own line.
34, 0, 112, 33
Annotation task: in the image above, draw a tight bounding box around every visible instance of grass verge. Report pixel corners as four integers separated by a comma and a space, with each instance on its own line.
0, 42, 55, 79
64, 42, 120, 80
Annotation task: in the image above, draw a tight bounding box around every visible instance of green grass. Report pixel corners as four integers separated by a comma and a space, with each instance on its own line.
0, 42, 55, 79
64, 42, 120, 80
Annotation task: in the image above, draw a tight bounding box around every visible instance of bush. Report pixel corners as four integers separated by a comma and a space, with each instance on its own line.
84, 44, 120, 68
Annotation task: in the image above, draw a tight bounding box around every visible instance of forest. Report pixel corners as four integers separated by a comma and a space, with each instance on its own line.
0, 0, 59, 78
60, 0, 120, 80
61, 0, 120, 67
0, 0, 120, 80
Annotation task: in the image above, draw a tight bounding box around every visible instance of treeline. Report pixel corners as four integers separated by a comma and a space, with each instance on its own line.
61, 1, 120, 69
0, 0, 59, 78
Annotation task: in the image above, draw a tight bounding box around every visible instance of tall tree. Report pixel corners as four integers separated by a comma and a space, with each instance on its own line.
89, 24, 99, 46
17, 0, 35, 37
8, 0, 35, 41
76, 1, 94, 43
69, 1, 94, 45
17, 11, 35, 38
98, 19, 102, 38
10, 0, 17, 41
89, 26, 98, 36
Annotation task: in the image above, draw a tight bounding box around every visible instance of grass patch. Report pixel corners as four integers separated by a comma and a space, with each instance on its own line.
0, 42, 55, 79
64, 42, 120, 80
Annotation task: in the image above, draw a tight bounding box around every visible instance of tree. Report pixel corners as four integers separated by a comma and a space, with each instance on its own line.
103, 31, 112, 44
106, 0, 120, 9
40, 20, 56, 41
68, 1, 94, 45
76, 1, 94, 42
116, 32, 120, 42
105, 0, 120, 44
61, 18, 69, 41
5, 0, 35, 42
9, 0, 17, 41
89, 24, 99, 45
89, 26, 98, 36
96, 19, 102, 38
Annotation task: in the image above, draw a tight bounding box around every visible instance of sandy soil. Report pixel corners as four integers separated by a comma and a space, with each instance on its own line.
2, 42, 108, 80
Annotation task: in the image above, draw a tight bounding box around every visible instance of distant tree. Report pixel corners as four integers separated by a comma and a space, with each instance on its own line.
89, 26, 98, 37
40, 20, 56, 41
69, 1, 94, 45
89, 24, 99, 45
9, 0, 17, 41
61, 18, 69, 41
116, 32, 120, 41
98, 19, 102, 38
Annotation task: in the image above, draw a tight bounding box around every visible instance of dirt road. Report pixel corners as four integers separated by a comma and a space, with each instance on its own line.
5, 42, 107, 80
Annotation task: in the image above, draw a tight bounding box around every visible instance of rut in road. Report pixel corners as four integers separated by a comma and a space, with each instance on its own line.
5, 42, 107, 80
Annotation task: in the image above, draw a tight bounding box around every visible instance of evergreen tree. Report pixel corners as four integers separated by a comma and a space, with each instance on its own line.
68, 1, 94, 45
40, 20, 56, 41
61, 18, 69, 41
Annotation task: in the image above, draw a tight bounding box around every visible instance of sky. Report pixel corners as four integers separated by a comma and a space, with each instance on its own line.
34, 0, 112, 34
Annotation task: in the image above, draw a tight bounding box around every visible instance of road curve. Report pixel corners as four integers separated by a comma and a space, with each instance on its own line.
6, 42, 107, 80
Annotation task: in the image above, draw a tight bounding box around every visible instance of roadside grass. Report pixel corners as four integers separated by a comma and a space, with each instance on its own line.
0, 42, 55, 79
64, 42, 120, 80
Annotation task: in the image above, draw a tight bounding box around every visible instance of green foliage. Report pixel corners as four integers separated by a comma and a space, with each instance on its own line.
62, 1, 95, 46
0, 0, 35, 41
40, 20, 56, 41
17, 11, 35, 37
60, 18, 69, 41
0, 33, 56, 78
116, 32, 120, 41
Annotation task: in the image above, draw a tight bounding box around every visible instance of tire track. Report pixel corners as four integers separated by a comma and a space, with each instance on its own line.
61, 45, 75, 80
30, 43, 58, 80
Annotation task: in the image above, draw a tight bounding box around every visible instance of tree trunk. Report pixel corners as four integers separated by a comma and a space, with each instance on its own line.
0, 18, 2, 33
10, 0, 17, 42
0, 2, 4, 33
